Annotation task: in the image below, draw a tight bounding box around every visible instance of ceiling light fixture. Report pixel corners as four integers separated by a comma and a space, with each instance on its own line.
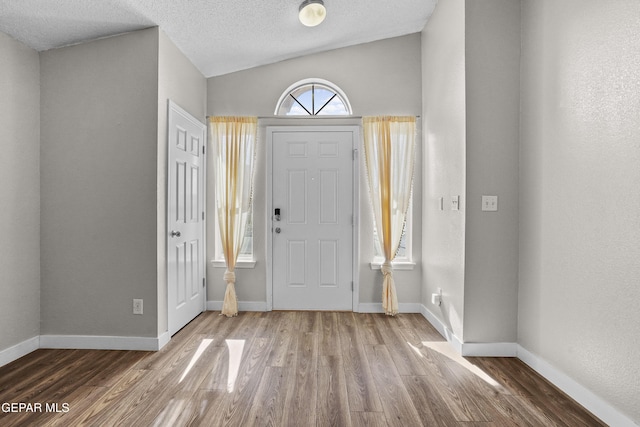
299, 0, 326, 27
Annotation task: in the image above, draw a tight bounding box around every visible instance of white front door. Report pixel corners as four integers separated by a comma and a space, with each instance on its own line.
271, 127, 356, 310
167, 101, 206, 335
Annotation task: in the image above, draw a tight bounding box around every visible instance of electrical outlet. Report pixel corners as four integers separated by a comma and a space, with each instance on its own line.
133, 299, 143, 315
431, 288, 443, 307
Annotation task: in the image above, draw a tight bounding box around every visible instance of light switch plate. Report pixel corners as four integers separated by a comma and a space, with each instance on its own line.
482, 195, 498, 211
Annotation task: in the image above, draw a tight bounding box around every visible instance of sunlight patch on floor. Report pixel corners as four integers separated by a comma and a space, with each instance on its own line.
225, 339, 245, 393
407, 341, 424, 358
417, 341, 500, 387
180, 339, 213, 383
152, 398, 192, 426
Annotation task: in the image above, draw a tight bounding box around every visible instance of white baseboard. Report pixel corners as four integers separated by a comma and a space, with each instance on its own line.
157, 331, 171, 351
419, 304, 521, 357
0, 336, 40, 368
206, 300, 269, 312
3, 333, 164, 366
462, 342, 517, 357
419, 304, 464, 354
206, 301, 422, 314
517, 346, 637, 427
39, 334, 165, 351
356, 302, 422, 313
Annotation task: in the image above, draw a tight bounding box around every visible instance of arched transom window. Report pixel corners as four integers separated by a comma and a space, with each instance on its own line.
275, 78, 352, 116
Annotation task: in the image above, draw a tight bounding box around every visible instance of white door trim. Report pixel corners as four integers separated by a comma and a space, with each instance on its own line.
266, 125, 360, 311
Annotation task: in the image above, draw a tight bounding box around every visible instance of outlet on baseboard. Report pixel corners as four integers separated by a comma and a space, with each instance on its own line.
133, 299, 143, 315
431, 288, 443, 306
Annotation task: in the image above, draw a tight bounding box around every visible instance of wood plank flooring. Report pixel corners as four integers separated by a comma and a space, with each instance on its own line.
0, 311, 606, 426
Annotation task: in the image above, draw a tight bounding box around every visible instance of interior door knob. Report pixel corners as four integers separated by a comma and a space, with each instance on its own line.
275, 227, 281, 234
170, 230, 181, 238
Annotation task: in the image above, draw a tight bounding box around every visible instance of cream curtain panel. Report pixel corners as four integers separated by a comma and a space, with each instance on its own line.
363, 116, 416, 316
209, 116, 257, 317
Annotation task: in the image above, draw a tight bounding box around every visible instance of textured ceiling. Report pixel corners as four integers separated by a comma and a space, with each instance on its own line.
0, 0, 437, 77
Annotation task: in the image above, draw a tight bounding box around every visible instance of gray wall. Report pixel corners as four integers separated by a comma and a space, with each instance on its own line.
463, 0, 520, 343
40, 28, 160, 337
421, 0, 467, 339
519, 0, 640, 422
421, 0, 521, 346
157, 30, 207, 335
0, 32, 41, 352
207, 34, 422, 117
206, 34, 423, 307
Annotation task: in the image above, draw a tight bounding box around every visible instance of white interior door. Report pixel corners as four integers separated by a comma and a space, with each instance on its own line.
167, 101, 206, 335
271, 128, 355, 310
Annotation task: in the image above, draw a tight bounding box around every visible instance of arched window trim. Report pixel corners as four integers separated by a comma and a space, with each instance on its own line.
274, 78, 353, 116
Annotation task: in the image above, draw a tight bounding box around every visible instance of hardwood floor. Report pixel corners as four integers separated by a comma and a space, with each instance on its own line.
0, 311, 605, 426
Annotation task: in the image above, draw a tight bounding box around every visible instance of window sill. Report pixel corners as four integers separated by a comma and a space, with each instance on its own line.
210, 259, 257, 269
370, 260, 416, 271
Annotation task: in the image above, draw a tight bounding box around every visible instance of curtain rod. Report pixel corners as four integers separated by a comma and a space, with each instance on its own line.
206, 115, 421, 119
254, 115, 421, 119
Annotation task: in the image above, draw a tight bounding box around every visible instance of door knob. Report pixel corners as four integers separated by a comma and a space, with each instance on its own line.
170, 230, 181, 238
275, 227, 281, 234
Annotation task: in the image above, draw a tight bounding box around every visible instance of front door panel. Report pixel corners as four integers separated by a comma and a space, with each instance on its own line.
272, 129, 354, 310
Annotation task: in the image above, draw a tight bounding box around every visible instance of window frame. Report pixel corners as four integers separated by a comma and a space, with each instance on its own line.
370, 198, 415, 270
274, 78, 353, 116
211, 203, 256, 268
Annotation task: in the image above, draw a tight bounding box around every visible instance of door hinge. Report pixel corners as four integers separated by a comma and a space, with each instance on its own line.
202, 145, 205, 155
202, 211, 205, 220
353, 149, 358, 160
203, 278, 206, 288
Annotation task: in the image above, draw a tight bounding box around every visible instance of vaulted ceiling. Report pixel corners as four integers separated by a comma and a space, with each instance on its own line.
0, 0, 437, 77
